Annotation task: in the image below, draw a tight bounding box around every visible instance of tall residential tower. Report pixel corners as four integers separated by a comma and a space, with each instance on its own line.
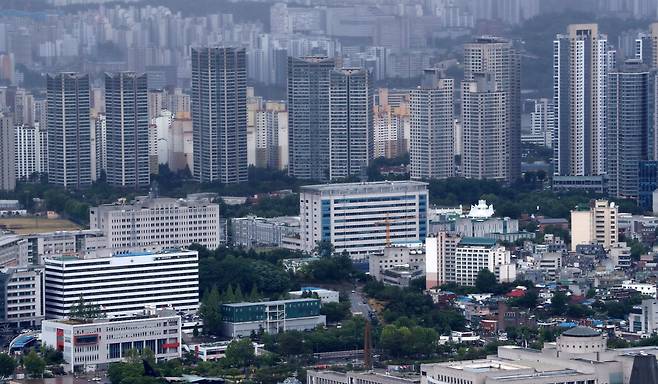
105, 72, 150, 188
191, 47, 248, 184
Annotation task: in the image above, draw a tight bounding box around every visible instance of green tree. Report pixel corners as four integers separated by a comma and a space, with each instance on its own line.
551, 291, 568, 315
0, 354, 16, 379
23, 350, 45, 378
200, 286, 222, 335
314, 240, 334, 258
68, 295, 104, 319
475, 269, 498, 293
320, 302, 351, 323
42, 347, 64, 365
224, 338, 255, 367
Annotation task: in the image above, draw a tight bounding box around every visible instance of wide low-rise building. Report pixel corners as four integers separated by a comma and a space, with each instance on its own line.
230, 216, 300, 248
308, 370, 419, 384
422, 326, 658, 384
89, 194, 221, 250
41, 311, 181, 372
23, 230, 106, 264
299, 181, 428, 260
221, 298, 325, 338
369, 242, 425, 283
44, 248, 199, 318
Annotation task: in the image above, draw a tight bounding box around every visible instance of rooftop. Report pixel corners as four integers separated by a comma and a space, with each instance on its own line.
561, 326, 601, 338
300, 180, 428, 195
459, 237, 497, 247
222, 298, 319, 308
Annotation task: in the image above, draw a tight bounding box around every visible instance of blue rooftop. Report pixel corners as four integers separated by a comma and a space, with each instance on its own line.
459, 237, 497, 247
10, 335, 37, 349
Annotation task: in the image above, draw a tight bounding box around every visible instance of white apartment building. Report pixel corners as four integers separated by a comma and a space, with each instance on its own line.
14, 123, 48, 180
570, 200, 618, 251
426, 233, 515, 288
621, 281, 656, 297
0, 265, 45, 328
89, 194, 221, 250
44, 248, 199, 318
299, 181, 429, 259
42, 312, 181, 372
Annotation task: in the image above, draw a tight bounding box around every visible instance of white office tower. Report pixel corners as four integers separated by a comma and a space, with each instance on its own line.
461, 73, 508, 181
554, 24, 611, 177
410, 69, 454, 180
15, 123, 48, 180
89, 194, 221, 250
44, 248, 199, 318
0, 115, 15, 191
329, 68, 373, 180
299, 181, 429, 260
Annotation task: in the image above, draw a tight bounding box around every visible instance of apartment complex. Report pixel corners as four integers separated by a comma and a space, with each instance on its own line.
426, 234, 515, 288
221, 298, 325, 338
42, 312, 181, 372
14, 123, 48, 180
570, 200, 618, 251
410, 69, 454, 180
89, 194, 221, 250
554, 24, 610, 177
44, 248, 199, 318
463, 36, 520, 182
46, 72, 92, 189
105, 72, 150, 188
299, 181, 429, 259
191, 47, 248, 184
0, 115, 15, 191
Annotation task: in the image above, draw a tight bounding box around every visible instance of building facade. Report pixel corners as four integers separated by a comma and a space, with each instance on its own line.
0, 115, 15, 191
47, 72, 92, 189
221, 298, 325, 338
410, 69, 454, 180
287, 56, 335, 181
191, 47, 248, 184
570, 200, 618, 251
105, 72, 150, 187
464, 36, 520, 182
44, 249, 199, 318
299, 181, 429, 259
230, 216, 299, 248
0, 265, 45, 328
462, 73, 508, 181
15, 123, 48, 180
606, 60, 656, 199
89, 194, 221, 250
328, 68, 373, 180
553, 24, 610, 177
42, 313, 181, 372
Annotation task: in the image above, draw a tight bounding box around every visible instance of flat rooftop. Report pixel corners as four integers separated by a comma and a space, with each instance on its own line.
222, 298, 319, 308
301, 180, 428, 195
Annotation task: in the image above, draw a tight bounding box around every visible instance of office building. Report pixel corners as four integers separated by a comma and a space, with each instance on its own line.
0, 115, 15, 191
42, 312, 181, 372
554, 24, 610, 177
230, 216, 299, 248
15, 123, 48, 181
105, 72, 150, 188
23, 230, 106, 264
0, 235, 28, 267
329, 68, 373, 180
46, 73, 92, 189
221, 298, 325, 338
89, 194, 221, 250
410, 69, 454, 180
191, 47, 248, 184
0, 265, 45, 328
44, 248, 199, 318
299, 181, 429, 259
288, 56, 335, 181
462, 73, 508, 181
606, 60, 655, 199
639, 160, 658, 211
570, 200, 618, 251
464, 37, 520, 182
368, 242, 425, 283
420, 326, 658, 384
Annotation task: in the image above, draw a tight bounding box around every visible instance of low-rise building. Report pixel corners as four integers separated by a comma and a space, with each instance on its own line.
41, 312, 181, 372
0, 235, 28, 267
308, 370, 419, 384
23, 230, 106, 264
621, 281, 656, 297
422, 326, 657, 384
182, 341, 262, 361
230, 216, 300, 248
369, 242, 425, 282
629, 299, 658, 334
221, 298, 325, 338
288, 287, 339, 303
381, 265, 424, 287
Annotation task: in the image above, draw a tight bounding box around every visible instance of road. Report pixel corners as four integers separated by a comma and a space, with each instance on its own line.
349, 289, 373, 317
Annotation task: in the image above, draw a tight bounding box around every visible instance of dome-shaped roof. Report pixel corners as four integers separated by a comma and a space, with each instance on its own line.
562, 326, 601, 338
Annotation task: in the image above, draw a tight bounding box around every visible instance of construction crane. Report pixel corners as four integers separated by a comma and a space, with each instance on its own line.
375, 214, 409, 246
